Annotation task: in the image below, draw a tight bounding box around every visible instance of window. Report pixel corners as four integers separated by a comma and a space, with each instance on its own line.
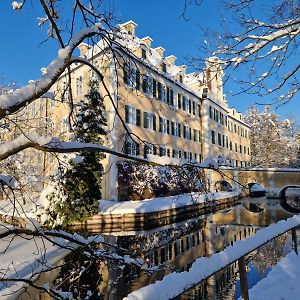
124, 138, 140, 156
235, 143, 238, 152
144, 144, 157, 158
183, 125, 191, 140
171, 121, 181, 137
62, 82, 69, 101
166, 87, 174, 105
152, 78, 157, 98
76, 76, 83, 95
183, 96, 188, 112
31, 102, 36, 117
61, 118, 69, 133
211, 130, 216, 144
209, 106, 213, 119
125, 105, 141, 126
162, 62, 167, 72
172, 149, 179, 158
222, 135, 225, 147
218, 133, 222, 146
142, 48, 147, 59
240, 145, 242, 153
194, 129, 201, 142
159, 147, 166, 156
179, 74, 183, 83
159, 117, 169, 134
157, 82, 162, 100
229, 141, 232, 151
188, 99, 192, 114
142, 75, 148, 94
144, 112, 156, 130
124, 62, 136, 87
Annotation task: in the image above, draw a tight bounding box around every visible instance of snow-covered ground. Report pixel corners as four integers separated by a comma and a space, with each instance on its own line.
99, 190, 241, 215
0, 223, 72, 299
247, 245, 300, 300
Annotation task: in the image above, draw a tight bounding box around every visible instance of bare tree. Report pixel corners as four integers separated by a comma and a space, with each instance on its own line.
213, 0, 300, 105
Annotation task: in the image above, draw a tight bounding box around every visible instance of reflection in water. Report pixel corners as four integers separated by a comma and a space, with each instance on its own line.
96, 197, 295, 300
31, 197, 297, 300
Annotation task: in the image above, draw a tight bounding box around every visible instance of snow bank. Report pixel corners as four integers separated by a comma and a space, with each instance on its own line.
99, 191, 241, 215
0, 225, 73, 298
246, 245, 300, 300
123, 215, 300, 300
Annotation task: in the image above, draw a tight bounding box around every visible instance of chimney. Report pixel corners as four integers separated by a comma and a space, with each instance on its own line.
179, 65, 187, 75
41, 67, 47, 75
154, 46, 165, 57
78, 43, 90, 57
166, 55, 177, 65
120, 20, 138, 36
141, 36, 153, 48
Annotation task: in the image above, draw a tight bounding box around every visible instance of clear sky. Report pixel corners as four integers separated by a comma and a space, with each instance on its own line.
0, 0, 299, 122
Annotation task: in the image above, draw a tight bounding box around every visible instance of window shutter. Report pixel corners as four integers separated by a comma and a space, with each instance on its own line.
170, 89, 174, 106
167, 120, 170, 134
189, 99, 192, 114
123, 64, 128, 85
178, 94, 181, 109
144, 112, 148, 128
153, 115, 156, 131
144, 145, 149, 158
136, 69, 140, 90
178, 124, 181, 137
153, 79, 157, 98
125, 105, 129, 123
159, 117, 163, 132
189, 128, 192, 140
167, 87, 170, 104
136, 109, 141, 126
171, 121, 175, 136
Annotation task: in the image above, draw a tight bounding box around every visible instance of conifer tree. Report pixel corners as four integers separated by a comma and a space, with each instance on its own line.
47, 79, 107, 225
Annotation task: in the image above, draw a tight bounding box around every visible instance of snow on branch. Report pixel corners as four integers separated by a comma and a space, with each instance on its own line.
0, 133, 150, 165
0, 23, 103, 119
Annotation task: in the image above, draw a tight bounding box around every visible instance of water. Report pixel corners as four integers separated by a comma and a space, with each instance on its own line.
31, 197, 299, 299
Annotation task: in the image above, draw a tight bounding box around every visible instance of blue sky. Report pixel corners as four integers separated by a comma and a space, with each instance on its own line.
0, 0, 298, 122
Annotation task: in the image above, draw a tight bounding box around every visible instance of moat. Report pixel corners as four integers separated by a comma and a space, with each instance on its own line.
75, 197, 298, 299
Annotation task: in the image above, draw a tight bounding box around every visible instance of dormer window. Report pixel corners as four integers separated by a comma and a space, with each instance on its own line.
142, 48, 147, 59
179, 74, 183, 83
162, 62, 167, 73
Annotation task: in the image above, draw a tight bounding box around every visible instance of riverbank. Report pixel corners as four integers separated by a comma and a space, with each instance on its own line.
0, 223, 73, 300
69, 190, 241, 232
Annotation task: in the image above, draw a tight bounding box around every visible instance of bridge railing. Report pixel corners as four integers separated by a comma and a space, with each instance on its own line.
124, 216, 300, 300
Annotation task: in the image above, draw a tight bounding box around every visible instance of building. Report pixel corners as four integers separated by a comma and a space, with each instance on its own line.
19, 20, 251, 200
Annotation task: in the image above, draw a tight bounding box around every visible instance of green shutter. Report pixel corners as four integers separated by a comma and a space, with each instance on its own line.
144, 112, 148, 128
136, 69, 140, 90
153, 115, 156, 131
125, 105, 129, 123
136, 109, 141, 126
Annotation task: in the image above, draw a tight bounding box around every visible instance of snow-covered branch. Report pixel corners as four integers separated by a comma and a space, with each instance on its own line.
0, 133, 151, 165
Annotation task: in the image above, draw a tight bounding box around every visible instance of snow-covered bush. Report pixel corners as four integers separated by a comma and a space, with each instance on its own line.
118, 161, 208, 200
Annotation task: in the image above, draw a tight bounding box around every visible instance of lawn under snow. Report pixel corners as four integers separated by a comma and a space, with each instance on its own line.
99, 190, 241, 215
123, 215, 300, 300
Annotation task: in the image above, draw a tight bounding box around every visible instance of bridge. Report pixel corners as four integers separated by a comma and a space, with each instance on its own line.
209, 167, 300, 198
